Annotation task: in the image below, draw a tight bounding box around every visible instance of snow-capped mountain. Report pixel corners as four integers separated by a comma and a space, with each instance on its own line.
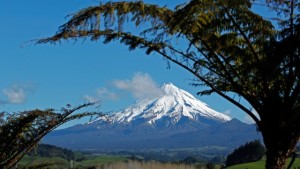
43, 83, 261, 152
93, 83, 231, 126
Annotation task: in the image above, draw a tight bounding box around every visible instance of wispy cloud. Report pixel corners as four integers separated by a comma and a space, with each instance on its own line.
113, 72, 164, 99
3, 86, 26, 104
243, 108, 259, 124
96, 87, 118, 100
243, 115, 255, 124
223, 109, 232, 116
84, 87, 118, 103
84, 72, 163, 103
83, 95, 98, 103
1, 83, 35, 104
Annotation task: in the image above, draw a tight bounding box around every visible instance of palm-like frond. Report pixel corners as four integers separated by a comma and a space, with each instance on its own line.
35, 1, 300, 168
38, 0, 300, 126
0, 103, 103, 168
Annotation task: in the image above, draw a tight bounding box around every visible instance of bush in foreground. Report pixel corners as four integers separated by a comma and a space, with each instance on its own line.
226, 140, 265, 167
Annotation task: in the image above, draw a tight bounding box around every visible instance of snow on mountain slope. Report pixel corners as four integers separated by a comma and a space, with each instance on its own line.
44, 84, 258, 151
94, 83, 231, 125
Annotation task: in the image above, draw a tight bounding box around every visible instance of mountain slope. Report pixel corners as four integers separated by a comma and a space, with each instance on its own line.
94, 83, 231, 127
44, 118, 261, 150
43, 83, 261, 151
167, 119, 261, 148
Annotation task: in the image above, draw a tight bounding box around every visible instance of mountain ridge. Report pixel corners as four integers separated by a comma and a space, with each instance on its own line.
92, 83, 231, 127
43, 83, 261, 151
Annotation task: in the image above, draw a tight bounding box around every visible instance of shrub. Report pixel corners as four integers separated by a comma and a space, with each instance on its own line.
226, 140, 265, 167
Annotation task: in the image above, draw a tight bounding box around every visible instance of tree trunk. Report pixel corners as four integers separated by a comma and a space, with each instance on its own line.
265, 149, 288, 169
261, 123, 299, 169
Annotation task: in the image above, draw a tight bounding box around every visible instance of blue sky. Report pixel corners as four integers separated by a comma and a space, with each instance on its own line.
0, 0, 259, 128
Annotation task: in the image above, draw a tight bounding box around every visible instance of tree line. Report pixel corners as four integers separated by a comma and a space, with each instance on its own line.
28, 144, 75, 161
225, 140, 265, 167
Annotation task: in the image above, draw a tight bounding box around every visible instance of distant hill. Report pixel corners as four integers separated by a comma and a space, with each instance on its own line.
43, 83, 261, 153
28, 144, 74, 160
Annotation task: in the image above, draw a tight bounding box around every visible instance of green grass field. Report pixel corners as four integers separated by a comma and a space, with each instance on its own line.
18, 155, 300, 169
74, 155, 128, 168
227, 158, 300, 169
18, 156, 70, 169
18, 155, 222, 169
18, 155, 127, 169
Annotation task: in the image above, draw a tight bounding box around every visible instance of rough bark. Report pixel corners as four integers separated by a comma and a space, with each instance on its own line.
261, 121, 299, 169
265, 149, 288, 169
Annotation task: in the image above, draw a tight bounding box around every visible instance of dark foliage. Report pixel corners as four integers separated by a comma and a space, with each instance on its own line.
211, 156, 225, 163
0, 103, 103, 169
28, 144, 75, 161
226, 140, 265, 167
205, 162, 215, 169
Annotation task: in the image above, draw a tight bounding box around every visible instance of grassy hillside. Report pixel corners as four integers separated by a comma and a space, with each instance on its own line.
18, 156, 70, 169
74, 155, 128, 168
98, 160, 201, 169
18, 155, 223, 169
18, 155, 127, 169
227, 158, 300, 169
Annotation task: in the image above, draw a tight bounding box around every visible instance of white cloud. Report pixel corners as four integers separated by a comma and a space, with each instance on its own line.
2, 85, 26, 104
223, 109, 232, 116
243, 115, 255, 124
84, 87, 118, 103
113, 72, 164, 99
0, 83, 36, 105
84, 95, 98, 103
96, 87, 118, 100
84, 72, 162, 103
243, 108, 259, 124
